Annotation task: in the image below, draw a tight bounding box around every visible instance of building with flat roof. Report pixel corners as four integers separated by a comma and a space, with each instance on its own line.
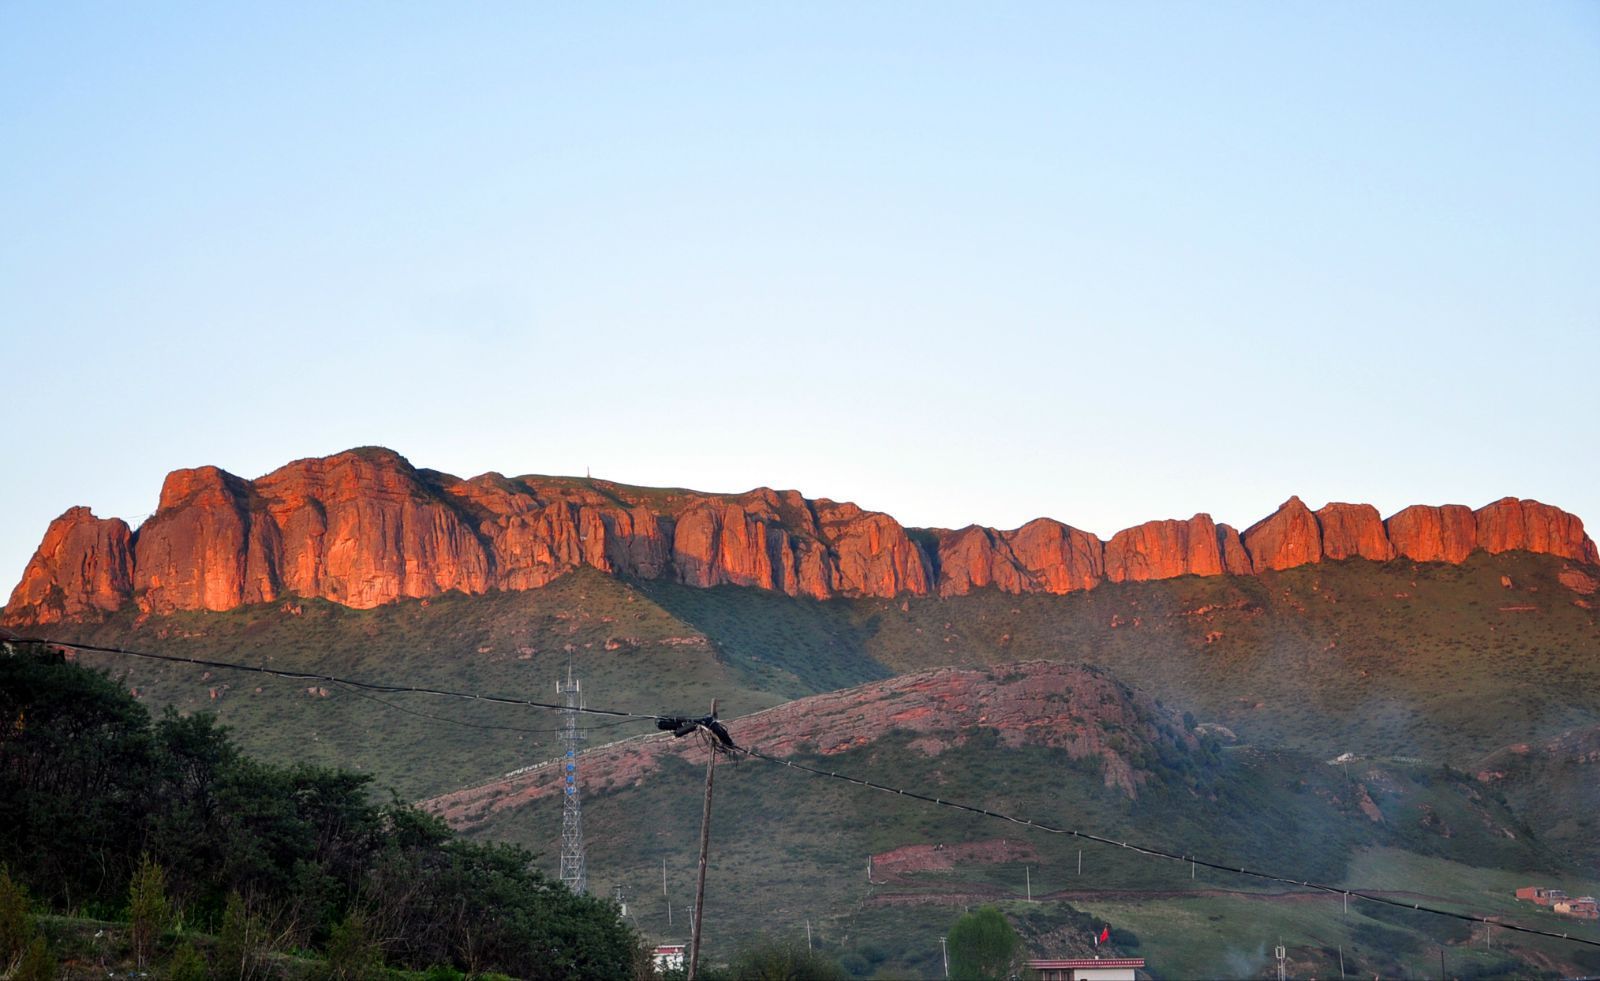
1515, 886, 1568, 906
1026, 957, 1146, 980
651, 943, 685, 973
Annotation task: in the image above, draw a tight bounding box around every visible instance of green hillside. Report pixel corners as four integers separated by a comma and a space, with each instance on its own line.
471, 723, 1591, 975
38, 570, 821, 799
643, 550, 1600, 765
14, 550, 1600, 976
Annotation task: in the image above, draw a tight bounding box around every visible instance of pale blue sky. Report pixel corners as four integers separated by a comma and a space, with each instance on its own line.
3, 2, 1597, 595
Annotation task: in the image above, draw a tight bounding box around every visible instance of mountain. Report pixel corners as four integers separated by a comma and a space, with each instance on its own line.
7, 448, 1600, 976
4, 446, 1595, 625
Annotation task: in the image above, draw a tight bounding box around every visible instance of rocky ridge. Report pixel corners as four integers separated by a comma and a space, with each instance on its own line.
4, 447, 1596, 624
422, 661, 1195, 830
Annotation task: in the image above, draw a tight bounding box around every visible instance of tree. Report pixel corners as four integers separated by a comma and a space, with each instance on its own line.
128, 853, 173, 969
215, 890, 270, 981
946, 906, 1021, 981
314, 909, 384, 980
1, 868, 40, 970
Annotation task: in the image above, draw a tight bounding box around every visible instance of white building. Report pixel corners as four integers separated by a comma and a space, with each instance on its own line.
652, 943, 686, 973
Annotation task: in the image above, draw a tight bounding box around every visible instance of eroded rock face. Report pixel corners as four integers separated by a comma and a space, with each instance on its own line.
3, 508, 132, 624
936, 518, 1105, 596
1104, 514, 1224, 582
1217, 524, 1252, 575
251, 450, 492, 610
4, 447, 1596, 623
1385, 504, 1478, 564
135, 467, 278, 613
936, 526, 1030, 596
1316, 503, 1396, 562
1475, 498, 1600, 564
814, 501, 932, 598
1004, 518, 1104, 593
1242, 496, 1323, 572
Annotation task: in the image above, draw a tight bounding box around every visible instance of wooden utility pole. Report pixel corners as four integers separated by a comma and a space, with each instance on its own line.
688, 699, 719, 981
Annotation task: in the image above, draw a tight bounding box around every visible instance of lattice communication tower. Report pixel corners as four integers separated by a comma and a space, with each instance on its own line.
557, 667, 587, 894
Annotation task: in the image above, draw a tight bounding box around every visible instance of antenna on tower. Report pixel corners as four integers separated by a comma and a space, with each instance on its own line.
557, 666, 588, 894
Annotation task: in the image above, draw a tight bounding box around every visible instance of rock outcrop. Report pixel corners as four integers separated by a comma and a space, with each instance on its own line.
1105, 514, 1226, 582
1316, 503, 1396, 562
1474, 497, 1599, 564
935, 518, 1103, 596
5, 508, 132, 624
3, 448, 1595, 623
422, 661, 1199, 828
1243, 496, 1323, 572
1385, 504, 1478, 564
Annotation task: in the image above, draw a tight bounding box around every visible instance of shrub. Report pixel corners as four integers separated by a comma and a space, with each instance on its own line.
166, 940, 209, 981
727, 936, 849, 980
0, 868, 38, 965
14, 935, 56, 981
215, 891, 270, 981
129, 853, 174, 968
315, 910, 384, 980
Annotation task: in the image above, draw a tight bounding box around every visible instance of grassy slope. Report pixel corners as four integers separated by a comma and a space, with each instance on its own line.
645, 551, 1600, 766
14, 550, 1600, 976
465, 721, 1590, 974
38, 569, 877, 799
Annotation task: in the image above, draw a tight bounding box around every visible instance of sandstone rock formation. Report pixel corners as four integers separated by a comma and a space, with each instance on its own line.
5, 507, 132, 624
1217, 524, 1252, 575
1316, 503, 1396, 562
1242, 496, 1323, 572
1105, 514, 1226, 582
935, 518, 1105, 597
1474, 497, 1599, 564
3, 448, 1595, 624
1385, 504, 1478, 564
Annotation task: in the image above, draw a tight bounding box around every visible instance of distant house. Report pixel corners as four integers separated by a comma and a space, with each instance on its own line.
652, 944, 686, 973
1515, 886, 1568, 906
1026, 957, 1146, 980
1515, 888, 1596, 919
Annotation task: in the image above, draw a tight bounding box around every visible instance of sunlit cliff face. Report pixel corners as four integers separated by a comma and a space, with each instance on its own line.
4, 447, 1595, 625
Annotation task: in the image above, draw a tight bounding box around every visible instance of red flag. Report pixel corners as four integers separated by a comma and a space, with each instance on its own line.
1098, 926, 1110, 945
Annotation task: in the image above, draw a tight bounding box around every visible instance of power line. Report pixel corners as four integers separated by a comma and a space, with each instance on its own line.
330, 681, 647, 735
730, 746, 1600, 950
11, 635, 664, 722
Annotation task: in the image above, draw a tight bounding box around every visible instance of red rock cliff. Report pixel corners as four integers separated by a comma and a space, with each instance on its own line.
935, 518, 1104, 597
1385, 504, 1478, 564
5, 508, 132, 624
1316, 503, 1396, 562
1243, 496, 1324, 572
1105, 514, 1226, 582
3, 449, 1596, 623
1474, 497, 1599, 564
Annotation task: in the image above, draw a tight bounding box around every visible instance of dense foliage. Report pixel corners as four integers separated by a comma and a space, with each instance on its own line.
945, 906, 1020, 981
0, 643, 639, 977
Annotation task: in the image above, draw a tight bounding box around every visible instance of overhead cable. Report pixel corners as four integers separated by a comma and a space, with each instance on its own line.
7, 636, 664, 722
